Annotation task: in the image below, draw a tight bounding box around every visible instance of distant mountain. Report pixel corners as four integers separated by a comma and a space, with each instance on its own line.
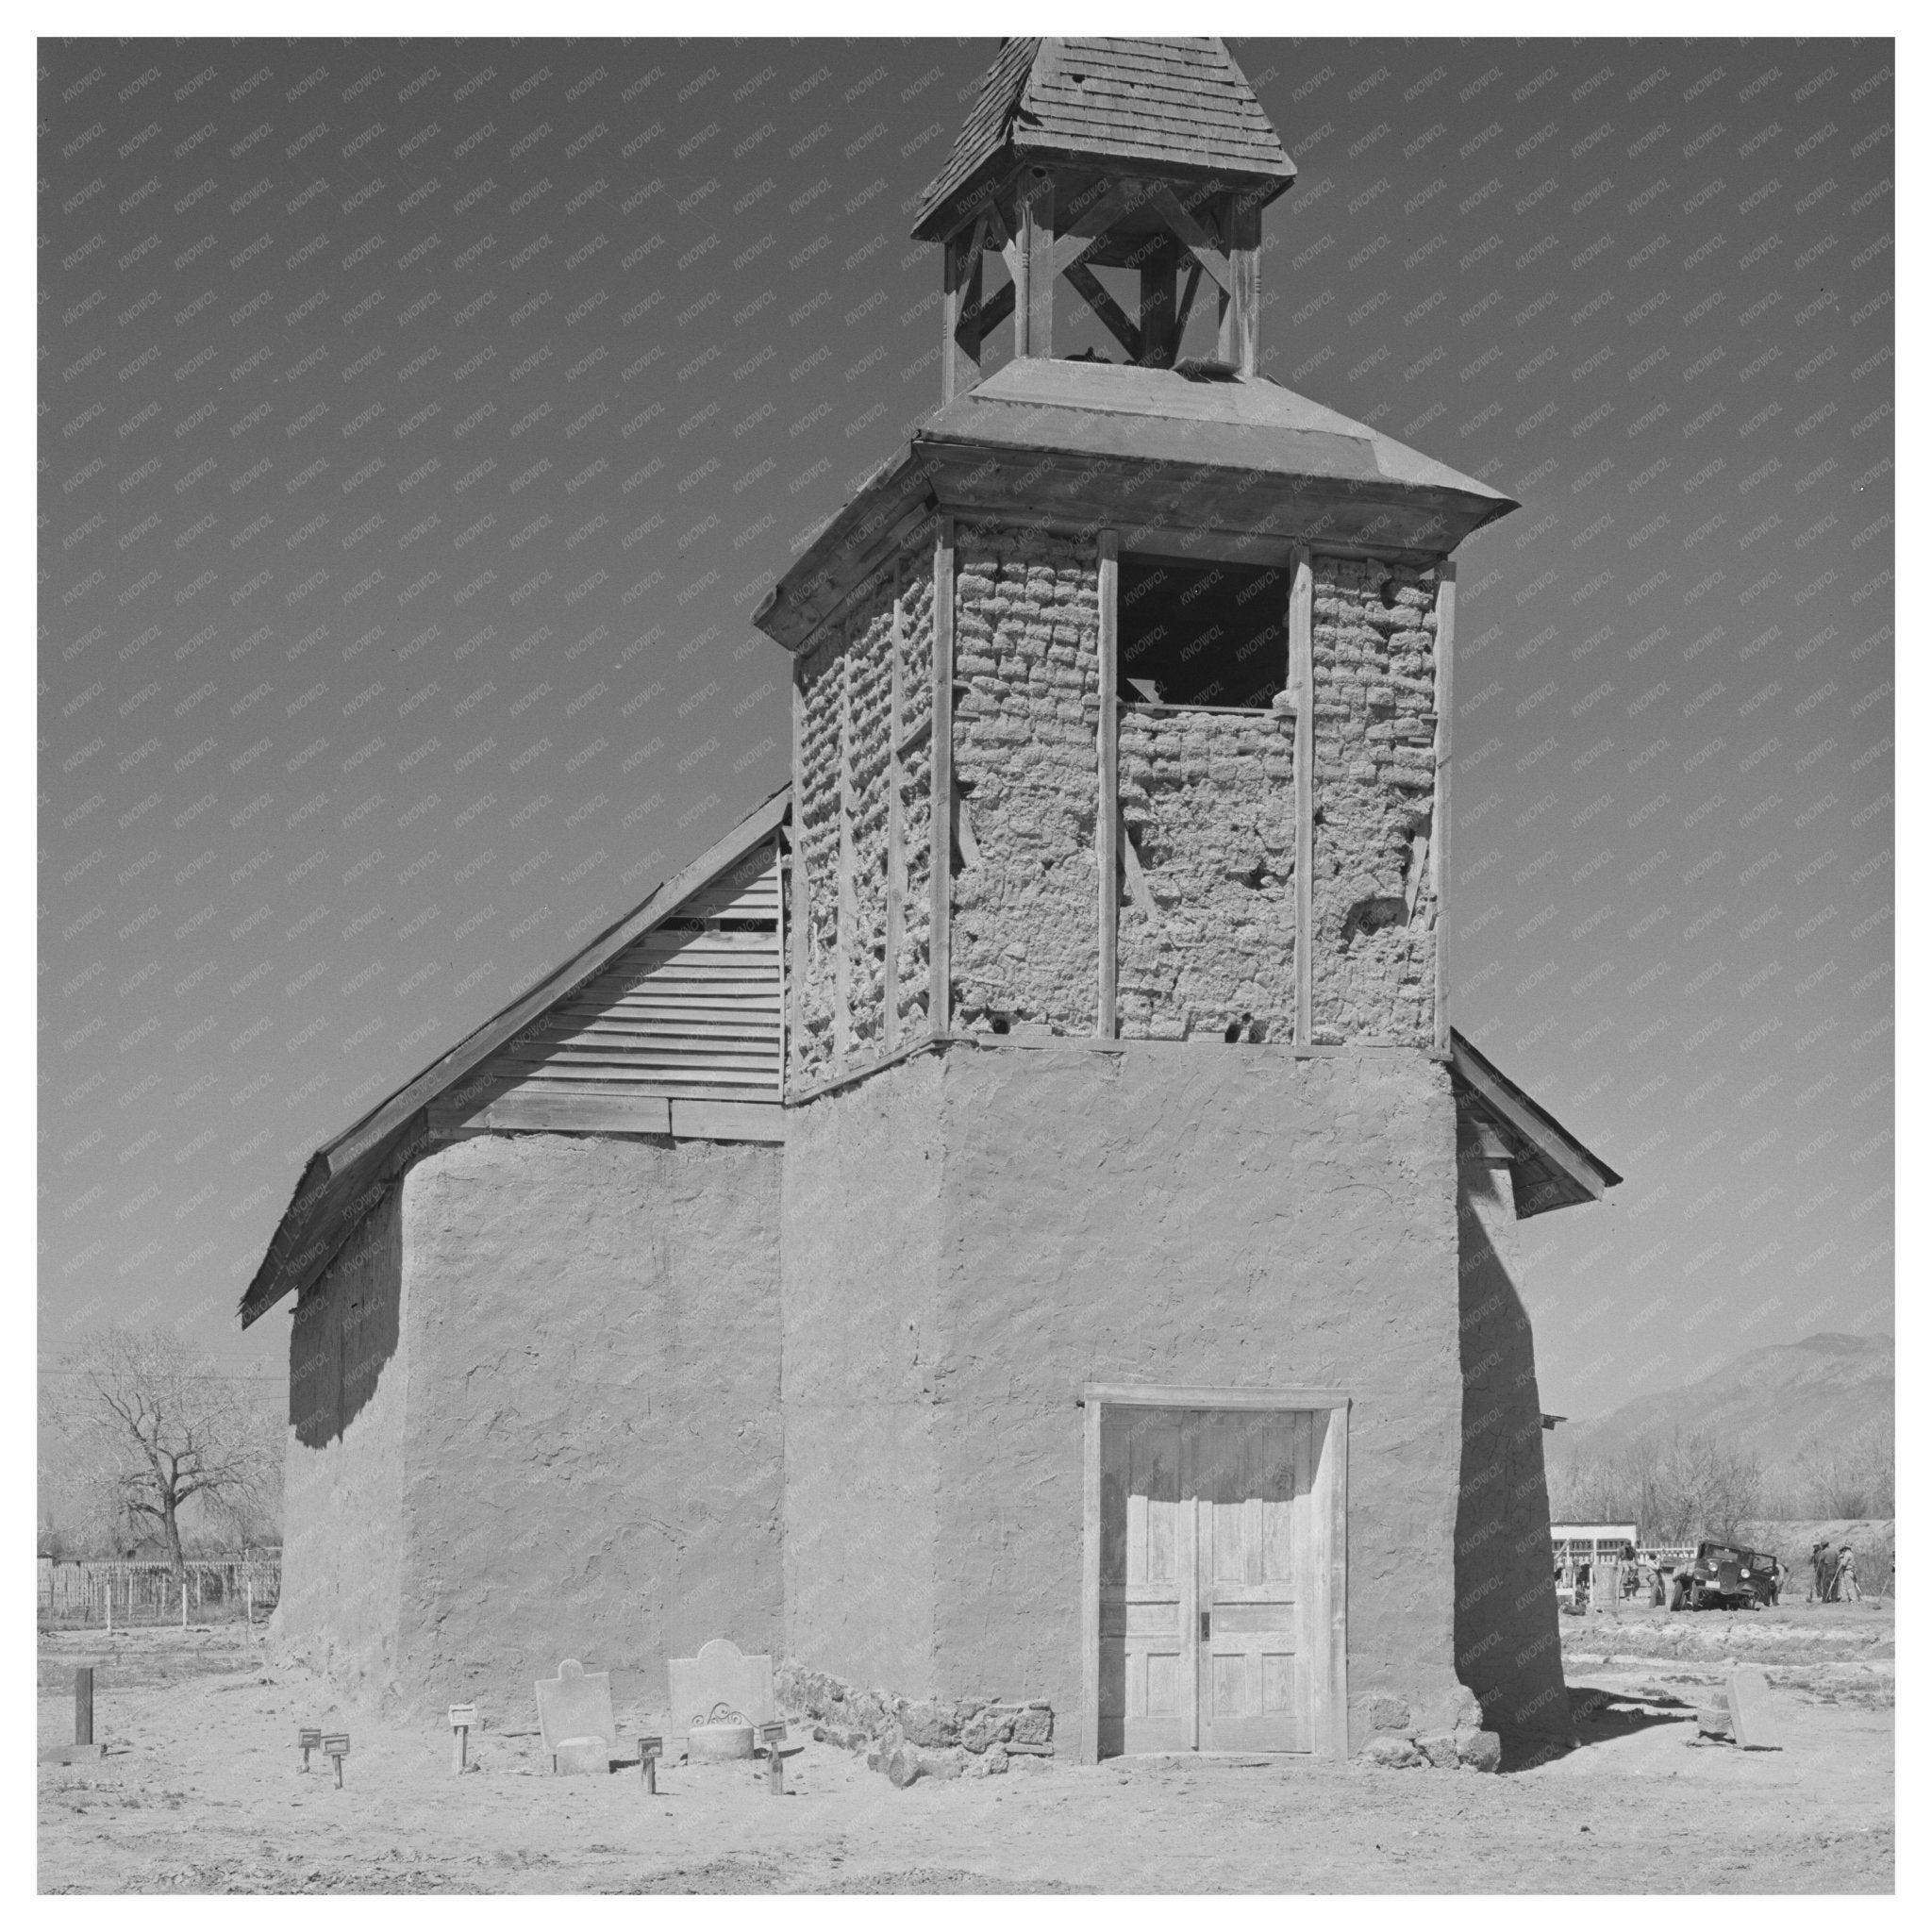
1552, 1330, 1894, 1474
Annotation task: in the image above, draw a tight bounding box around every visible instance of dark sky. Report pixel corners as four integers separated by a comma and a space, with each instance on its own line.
38, 38, 1893, 1417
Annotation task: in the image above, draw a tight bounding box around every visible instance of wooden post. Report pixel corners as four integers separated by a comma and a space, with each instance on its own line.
789, 660, 811, 1085
929, 520, 956, 1037
1096, 529, 1120, 1039
884, 560, 905, 1052
833, 623, 855, 1062
1432, 562, 1457, 1054
75, 1667, 93, 1746
1289, 548, 1315, 1045
941, 225, 984, 404
1012, 174, 1055, 359
1222, 192, 1263, 376
180, 1574, 189, 1630
1138, 238, 1177, 368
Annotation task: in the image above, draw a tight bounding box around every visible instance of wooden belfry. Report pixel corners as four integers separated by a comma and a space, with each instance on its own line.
911, 39, 1296, 395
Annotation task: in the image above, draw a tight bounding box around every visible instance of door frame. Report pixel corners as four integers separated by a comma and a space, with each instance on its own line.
1079, 1382, 1351, 1764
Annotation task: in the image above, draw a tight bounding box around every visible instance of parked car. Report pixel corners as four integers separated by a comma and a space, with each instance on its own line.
1667, 1540, 1778, 1610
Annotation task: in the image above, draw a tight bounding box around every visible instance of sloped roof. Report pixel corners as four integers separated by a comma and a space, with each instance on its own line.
238, 787, 790, 1327
935, 359, 1515, 503
1448, 1029, 1623, 1217
913, 37, 1295, 240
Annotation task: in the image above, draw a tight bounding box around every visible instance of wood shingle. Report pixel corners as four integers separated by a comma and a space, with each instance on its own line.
912, 38, 1295, 241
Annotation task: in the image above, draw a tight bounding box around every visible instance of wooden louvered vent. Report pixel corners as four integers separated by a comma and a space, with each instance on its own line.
432, 839, 785, 1142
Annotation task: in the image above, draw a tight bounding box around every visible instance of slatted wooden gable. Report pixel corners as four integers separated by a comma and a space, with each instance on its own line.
479, 841, 783, 1110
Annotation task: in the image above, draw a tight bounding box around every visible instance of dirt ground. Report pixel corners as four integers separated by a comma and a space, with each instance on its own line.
38, 1602, 1892, 1893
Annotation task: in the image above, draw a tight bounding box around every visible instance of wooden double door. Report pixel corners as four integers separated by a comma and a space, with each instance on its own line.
1098, 1406, 1331, 1757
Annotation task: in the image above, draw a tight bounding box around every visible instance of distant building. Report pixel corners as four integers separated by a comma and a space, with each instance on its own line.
244, 40, 1619, 1763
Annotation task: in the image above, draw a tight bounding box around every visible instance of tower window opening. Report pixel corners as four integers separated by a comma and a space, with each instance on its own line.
1118, 555, 1288, 709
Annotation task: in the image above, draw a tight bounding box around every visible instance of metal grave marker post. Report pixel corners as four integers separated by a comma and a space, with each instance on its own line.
299, 1725, 322, 1772
324, 1733, 350, 1788
449, 1703, 478, 1774
640, 1733, 663, 1795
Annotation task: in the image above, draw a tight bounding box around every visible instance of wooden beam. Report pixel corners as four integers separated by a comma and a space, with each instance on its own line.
1096, 530, 1120, 1039
1172, 257, 1204, 351
1079, 1384, 1103, 1768
941, 222, 985, 405
1290, 547, 1314, 1046
884, 560, 904, 1053
929, 519, 956, 1037
1065, 261, 1143, 361
1011, 173, 1055, 359
1146, 184, 1231, 295
1433, 562, 1456, 1054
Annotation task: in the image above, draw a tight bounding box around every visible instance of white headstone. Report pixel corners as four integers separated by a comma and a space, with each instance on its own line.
1724, 1664, 1780, 1750
535, 1658, 617, 1773
667, 1637, 775, 1744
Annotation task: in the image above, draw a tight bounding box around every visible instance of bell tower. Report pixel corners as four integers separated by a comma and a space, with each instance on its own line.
910, 38, 1295, 392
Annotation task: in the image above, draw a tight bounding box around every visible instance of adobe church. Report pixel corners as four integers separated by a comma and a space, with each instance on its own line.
243, 40, 1618, 1766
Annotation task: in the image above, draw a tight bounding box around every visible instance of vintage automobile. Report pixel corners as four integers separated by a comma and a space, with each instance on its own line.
1667, 1540, 1779, 1610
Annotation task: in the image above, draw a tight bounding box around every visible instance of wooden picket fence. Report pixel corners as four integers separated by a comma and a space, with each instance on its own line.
37, 1555, 280, 1629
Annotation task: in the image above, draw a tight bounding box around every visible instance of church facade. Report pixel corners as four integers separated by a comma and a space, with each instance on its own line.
244, 41, 1617, 1766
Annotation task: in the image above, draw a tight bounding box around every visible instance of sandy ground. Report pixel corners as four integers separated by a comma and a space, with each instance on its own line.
38, 1603, 1892, 1893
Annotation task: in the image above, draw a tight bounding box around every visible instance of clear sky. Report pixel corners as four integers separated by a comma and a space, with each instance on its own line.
38, 36, 1893, 1418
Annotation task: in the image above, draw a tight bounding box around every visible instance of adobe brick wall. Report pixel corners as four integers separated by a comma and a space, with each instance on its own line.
1117, 707, 1296, 1039
1309, 555, 1441, 1045
950, 527, 1102, 1034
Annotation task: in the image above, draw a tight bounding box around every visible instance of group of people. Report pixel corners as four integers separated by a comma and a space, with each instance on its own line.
1810, 1540, 1861, 1602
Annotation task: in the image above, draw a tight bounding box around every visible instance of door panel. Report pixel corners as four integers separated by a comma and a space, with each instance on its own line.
1099, 1404, 1322, 1757
1098, 1408, 1195, 1757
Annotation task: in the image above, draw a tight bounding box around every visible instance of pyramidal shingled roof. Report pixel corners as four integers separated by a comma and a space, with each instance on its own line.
912, 38, 1295, 240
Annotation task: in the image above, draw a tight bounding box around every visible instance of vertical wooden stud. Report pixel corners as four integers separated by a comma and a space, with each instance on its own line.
883, 559, 905, 1053
1012, 173, 1055, 359
75, 1666, 93, 1747
1079, 1395, 1103, 1767
834, 623, 855, 1062
789, 661, 811, 1086
1432, 562, 1457, 1054
1224, 192, 1263, 376
1138, 238, 1176, 368
1289, 548, 1315, 1046
929, 520, 956, 1037
1096, 529, 1120, 1038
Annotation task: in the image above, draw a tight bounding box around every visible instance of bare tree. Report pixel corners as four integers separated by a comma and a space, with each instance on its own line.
72, 1329, 278, 1584
1549, 1425, 1762, 1544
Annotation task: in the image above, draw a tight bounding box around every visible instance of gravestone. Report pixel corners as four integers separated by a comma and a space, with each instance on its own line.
667, 1637, 774, 1745
535, 1658, 618, 1774
1724, 1664, 1780, 1750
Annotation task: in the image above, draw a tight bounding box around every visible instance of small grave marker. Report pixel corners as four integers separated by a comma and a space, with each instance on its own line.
1725, 1664, 1780, 1750
299, 1725, 322, 1772
324, 1733, 350, 1789
758, 1721, 804, 1795
534, 1658, 617, 1774
449, 1703, 478, 1774
639, 1733, 663, 1795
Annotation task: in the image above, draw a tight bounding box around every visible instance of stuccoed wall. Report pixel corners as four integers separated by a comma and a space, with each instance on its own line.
278, 1185, 408, 1706
780, 1052, 947, 1693
391, 1131, 785, 1720
950, 527, 1102, 1033
784, 1041, 1476, 1753
281, 1131, 784, 1720
1309, 555, 1441, 1045
1452, 1140, 1573, 1751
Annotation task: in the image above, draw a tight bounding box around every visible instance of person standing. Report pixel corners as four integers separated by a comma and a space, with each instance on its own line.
1834, 1545, 1860, 1602
1810, 1540, 1832, 1602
